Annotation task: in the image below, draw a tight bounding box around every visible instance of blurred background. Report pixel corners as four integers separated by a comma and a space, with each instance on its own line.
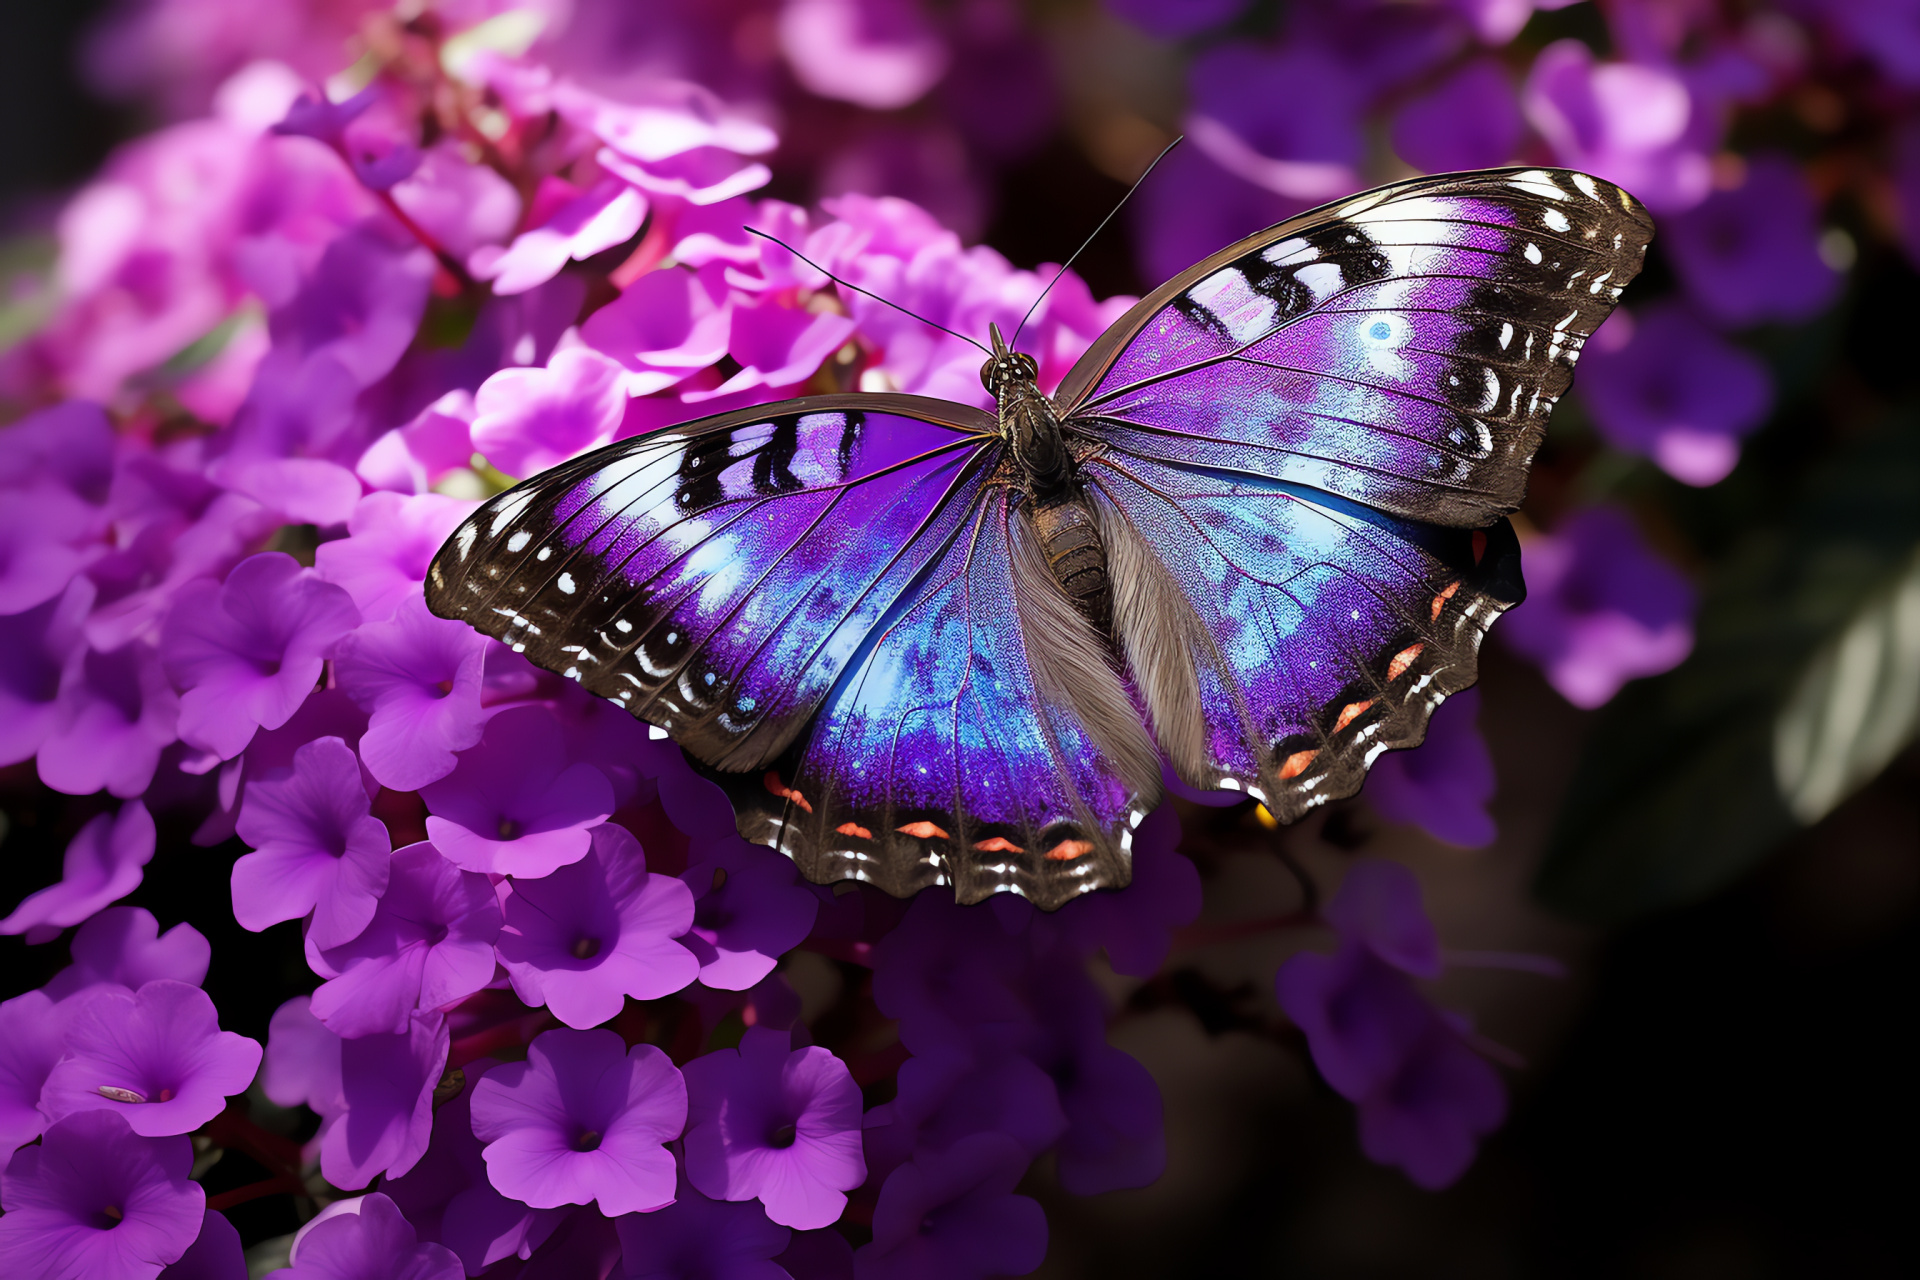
3, 0, 1917, 1275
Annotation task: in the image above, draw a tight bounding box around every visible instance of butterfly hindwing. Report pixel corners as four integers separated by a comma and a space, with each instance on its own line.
426, 395, 997, 772
1057, 168, 1653, 528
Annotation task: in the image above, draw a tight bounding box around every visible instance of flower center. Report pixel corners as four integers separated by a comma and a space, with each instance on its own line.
435, 679, 454, 696
769, 1123, 797, 1149
571, 934, 602, 960
99, 1204, 124, 1228
497, 817, 522, 840
96, 1085, 146, 1104
426, 924, 449, 946
573, 1129, 602, 1152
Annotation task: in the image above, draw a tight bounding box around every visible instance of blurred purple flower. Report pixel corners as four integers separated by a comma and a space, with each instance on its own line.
1579, 304, 1773, 486
38, 641, 180, 800
1806, 0, 1920, 89
580, 266, 733, 395
269, 1192, 461, 1280
1364, 688, 1498, 848
354, 392, 477, 496
680, 840, 819, 991
315, 493, 475, 626
1185, 42, 1363, 205
870, 894, 1031, 1056
309, 842, 502, 1038
820, 122, 989, 249
1324, 859, 1443, 978
317, 1014, 448, 1189
0, 991, 77, 1151
469, 346, 632, 477
40, 979, 262, 1137
497, 822, 699, 1028
1106, 0, 1248, 39
160, 552, 359, 760
1501, 506, 1697, 709
421, 706, 616, 878
780, 0, 950, 110
1051, 806, 1198, 977
0, 578, 93, 769
0, 1111, 204, 1280
683, 1027, 865, 1229
469, 1028, 687, 1215
862, 1038, 1065, 1189
333, 593, 491, 792
694, 301, 855, 402
1664, 154, 1840, 328
391, 143, 522, 263
1523, 39, 1713, 213
470, 177, 648, 298
615, 1174, 792, 1280
157, 1210, 246, 1280
938, 0, 1057, 163
1277, 942, 1431, 1081
1354, 1016, 1507, 1190
1132, 143, 1296, 289
44, 906, 211, 1001
0, 487, 101, 616
1391, 57, 1523, 174
0, 801, 155, 942
0, 399, 116, 499
857, 1132, 1046, 1280
232, 735, 390, 947
260, 997, 342, 1117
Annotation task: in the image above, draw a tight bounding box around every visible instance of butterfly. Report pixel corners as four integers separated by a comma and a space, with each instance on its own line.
426, 167, 1652, 909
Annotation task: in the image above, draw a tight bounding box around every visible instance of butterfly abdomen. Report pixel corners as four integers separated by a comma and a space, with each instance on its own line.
1025, 490, 1112, 633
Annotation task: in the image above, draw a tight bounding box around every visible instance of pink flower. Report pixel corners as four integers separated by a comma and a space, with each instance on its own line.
470, 177, 648, 297
469, 347, 631, 478
778, 0, 952, 111
578, 267, 733, 395
1523, 40, 1714, 214
314, 492, 475, 625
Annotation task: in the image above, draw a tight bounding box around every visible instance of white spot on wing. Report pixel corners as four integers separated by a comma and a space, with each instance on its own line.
506, 531, 531, 553
557, 572, 576, 594
1188, 268, 1277, 343
1543, 207, 1572, 233
1524, 242, 1543, 265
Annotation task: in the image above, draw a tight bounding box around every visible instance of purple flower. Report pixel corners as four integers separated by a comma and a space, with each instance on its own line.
1578, 304, 1773, 486
0, 802, 156, 942
692, 300, 855, 402
421, 706, 615, 878
616, 1175, 792, 1280
1106, 0, 1249, 40
1664, 154, 1840, 328
1523, 40, 1713, 213
0, 399, 115, 500
309, 842, 502, 1038
233, 736, 391, 948
158, 1210, 246, 1280
0, 1111, 204, 1280
1363, 689, 1498, 848
1051, 806, 1199, 977
354, 392, 477, 496
1391, 57, 1523, 173
470, 177, 648, 297
44, 906, 211, 1001
498, 823, 698, 1028
38, 640, 180, 800
1132, 142, 1297, 291
1186, 42, 1363, 200
0, 486, 100, 616
160, 552, 360, 760
857, 1133, 1047, 1280
333, 593, 491, 792
469, 1028, 687, 1216
260, 997, 341, 1117
579, 266, 733, 395
469, 347, 631, 477
1354, 1017, 1507, 1190
0, 991, 78, 1151
0, 577, 93, 770
682, 1028, 865, 1229
391, 142, 522, 262
314, 493, 476, 626
862, 1039, 1066, 1188
779, 0, 951, 110
1323, 860, 1443, 979
40, 980, 261, 1137
870, 894, 1033, 1056
269, 1192, 461, 1280
680, 840, 819, 991
1500, 506, 1696, 709
317, 1014, 448, 1189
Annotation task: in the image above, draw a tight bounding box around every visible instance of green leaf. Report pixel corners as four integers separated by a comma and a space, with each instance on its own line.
1535, 415, 1920, 923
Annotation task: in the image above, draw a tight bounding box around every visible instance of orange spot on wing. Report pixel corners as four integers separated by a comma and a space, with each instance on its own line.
1278, 749, 1319, 780
1387, 642, 1425, 680
836, 822, 873, 840
763, 771, 813, 814
973, 836, 1025, 854
897, 821, 950, 841
1471, 529, 1488, 564
1430, 580, 1460, 622
1044, 838, 1094, 861
1334, 699, 1374, 732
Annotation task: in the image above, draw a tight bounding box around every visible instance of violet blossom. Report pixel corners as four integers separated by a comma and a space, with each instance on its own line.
1663, 153, 1841, 328
0, 577, 94, 770
232, 735, 391, 948
259, 997, 342, 1119
615, 1175, 792, 1280
1364, 688, 1499, 848
468, 347, 632, 478
268, 1192, 461, 1280
38, 640, 181, 800
332, 592, 492, 792
420, 706, 616, 878
0, 991, 77, 1151
1523, 39, 1714, 213
0, 801, 156, 942
468, 1028, 688, 1216
317, 1014, 447, 1189
1391, 57, 1523, 173
679, 839, 820, 991
157, 1210, 247, 1280
857, 1133, 1047, 1280
470, 177, 648, 297
682, 1027, 866, 1229
43, 906, 211, 1001
497, 823, 699, 1028
0, 1111, 205, 1280
314, 493, 475, 626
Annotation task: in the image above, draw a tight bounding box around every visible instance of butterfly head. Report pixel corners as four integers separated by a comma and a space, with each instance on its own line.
981, 323, 1040, 399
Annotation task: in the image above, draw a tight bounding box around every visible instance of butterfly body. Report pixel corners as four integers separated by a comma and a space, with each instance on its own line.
428, 167, 1653, 909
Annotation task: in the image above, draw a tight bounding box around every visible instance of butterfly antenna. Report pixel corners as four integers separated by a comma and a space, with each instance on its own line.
1009, 135, 1183, 351
745, 228, 992, 356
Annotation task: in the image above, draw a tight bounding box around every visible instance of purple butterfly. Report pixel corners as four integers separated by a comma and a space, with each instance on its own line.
427, 167, 1652, 909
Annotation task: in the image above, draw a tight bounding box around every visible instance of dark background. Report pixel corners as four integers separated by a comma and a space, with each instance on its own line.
2, 3, 1916, 1275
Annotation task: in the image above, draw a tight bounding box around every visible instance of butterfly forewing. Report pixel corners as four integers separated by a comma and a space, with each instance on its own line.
1058, 168, 1654, 527
426, 395, 996, 772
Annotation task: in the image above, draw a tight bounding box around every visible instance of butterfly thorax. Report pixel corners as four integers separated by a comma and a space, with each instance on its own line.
982, 324, 1112, 633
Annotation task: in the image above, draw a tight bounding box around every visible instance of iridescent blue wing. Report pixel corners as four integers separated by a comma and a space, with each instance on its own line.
1085, 449, 1521, 822
1056, 168, 1654, 527
426, 395, 998, 772
711, 484, 1160, 908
